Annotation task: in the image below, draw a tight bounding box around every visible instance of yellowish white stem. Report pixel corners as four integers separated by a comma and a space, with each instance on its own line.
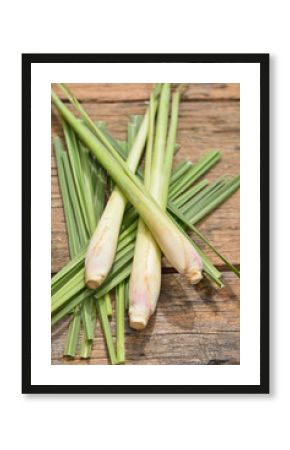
85, 191, 126, 288
52, 89, 203, 296
129, 86, 174, 329
129, 222, 161, 329
129, 90, 162, 329
129, 86, 203, 330
85, 110, 149, 289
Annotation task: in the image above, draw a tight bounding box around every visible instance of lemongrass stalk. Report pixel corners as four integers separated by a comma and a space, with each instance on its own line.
181, 176, 227, 214
52, 243, 136, 324
96, 117, 180, 183
56, 215, 136, 309
124, 277, 129, 310
116, 283, 125, 363
129, 225, 161, 330
184, 177, 231, 218
58, 84, 169, 298
62, 122, 92, 236
80, 338, 92, 359
77, 155, 112, 358
52, 238, 136, 313
51, 156, 207, 294
174, 179, 209, 208
81, 296, 94, 340
93, 164, 107, 228
84, 98, 156, 289
54, 138, 80, 255
95, 260, 133, 299
52, 291, 89, 326
51, 247, 86, 294
188, 175, 240, 224
117, 141, 127, 153
78, 143, 98, 233
80, 300, 97, 359
129, 88, 166, 329
52, 173, 239, 325
130, 87, 187, 329
97, 297, 117, 364
167, 212, 223, 285
128, 116, 143, 154
52, 243, 136, 315
61, 174, 235, 315
132, 114, 143, 130
52, 89, 203, 285
52, 171, 240, 323
169, 150, 221, 200
160, 89, 181, 206
62, 152, 88, 245
52, 136, 233, 322
52, 268, 85, 312
55, 139, 87, 356
54, 139, 83, 356
51, 154, 193, 286
56, 131, 111, 358
51, 165, 229, 318
62, 126, 99, 350
85, 190, 128, 289
63, 307, 81, 357
168, 201, 240, 277
95, 122, 128, 157
105, 293, 113, 316
51, 178, 225, 321
170, 160, 193, 185
128, 122, 136, 150
58, 82, 161, 149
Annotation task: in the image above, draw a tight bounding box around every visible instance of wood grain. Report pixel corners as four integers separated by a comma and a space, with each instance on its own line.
51, 83, 240, 365
51, 99, 240, 273
51, 273, 240, 365
52, 83, 240, 102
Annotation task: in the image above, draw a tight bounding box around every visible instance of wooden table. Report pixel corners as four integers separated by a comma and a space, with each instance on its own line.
51, 83, 240, 365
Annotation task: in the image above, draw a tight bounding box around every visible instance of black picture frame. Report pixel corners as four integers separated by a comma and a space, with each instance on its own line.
22, 53, 269, 394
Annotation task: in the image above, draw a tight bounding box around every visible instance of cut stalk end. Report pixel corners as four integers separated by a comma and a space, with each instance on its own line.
186, 268, 203, 284
85, 274, 105, 290
129, 311, 150, 330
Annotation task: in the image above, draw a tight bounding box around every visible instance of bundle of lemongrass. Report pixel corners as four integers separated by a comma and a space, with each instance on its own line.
51, 83, 240, 364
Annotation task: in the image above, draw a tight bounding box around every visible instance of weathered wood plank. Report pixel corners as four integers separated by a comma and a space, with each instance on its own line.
51, 272, 240, 365
51, 332, 239, 365
51, 101, 239, 172
51, 98, 240, 272
51, 84, 240, 366
51, 100, 240, 154
52, 83, 240, 102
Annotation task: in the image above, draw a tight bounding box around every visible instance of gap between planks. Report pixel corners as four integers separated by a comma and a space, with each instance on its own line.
59, 97, 240, 105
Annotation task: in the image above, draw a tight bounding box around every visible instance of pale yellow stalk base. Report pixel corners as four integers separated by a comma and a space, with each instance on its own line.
129, 222, 161, 330
85, 190, 126, 289
143, 211, 203, 282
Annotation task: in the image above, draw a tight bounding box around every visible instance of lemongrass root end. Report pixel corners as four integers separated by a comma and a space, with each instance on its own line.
129, 312, 149, 330
186, 269, 203, 285
85, 274, 105, 290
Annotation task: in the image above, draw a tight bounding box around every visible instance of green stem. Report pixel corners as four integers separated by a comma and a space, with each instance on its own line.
160, 89, 180, 207
81, 297, 94, 340
97, 297, 117, 365
105, 293, 113, 316
63, 307, 81, 357
51, 167, 239, 321
116, 283, 125, 363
